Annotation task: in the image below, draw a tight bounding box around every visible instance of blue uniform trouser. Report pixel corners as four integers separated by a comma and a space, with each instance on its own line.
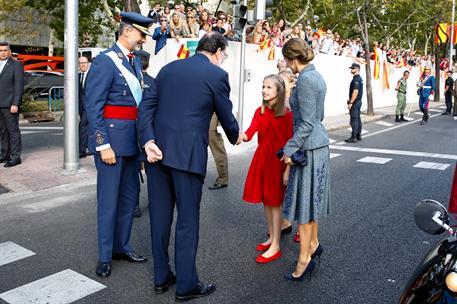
350, 101, 362, 138
94, 154, 139, 262
419, 95, 430, 112
145, 162, 204, 294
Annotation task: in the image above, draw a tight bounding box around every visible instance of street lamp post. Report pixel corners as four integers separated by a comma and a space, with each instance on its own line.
450, 0, 456, 68
236, 0, 248, 131
63, 0, 80, 175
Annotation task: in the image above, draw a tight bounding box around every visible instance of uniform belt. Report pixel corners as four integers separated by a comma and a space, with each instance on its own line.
422, 86, 432, 89
103, 105, 138, 120
398, 90, 407, 94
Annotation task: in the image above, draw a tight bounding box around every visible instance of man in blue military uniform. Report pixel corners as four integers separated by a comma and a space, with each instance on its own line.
345, 63, 364, 143
417, 66, 435, 125
84, 12, 152, 278
138, 32, 242, 301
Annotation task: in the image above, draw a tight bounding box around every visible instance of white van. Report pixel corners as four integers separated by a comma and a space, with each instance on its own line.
78, 47, 105, 61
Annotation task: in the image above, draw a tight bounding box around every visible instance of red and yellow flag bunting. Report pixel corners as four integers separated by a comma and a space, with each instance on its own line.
177, 44, 190, 59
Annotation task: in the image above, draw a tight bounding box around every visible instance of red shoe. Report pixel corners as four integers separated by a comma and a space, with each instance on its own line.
255, 243, 271, 252
293, 232, 300, 243
255, 250, 282, 264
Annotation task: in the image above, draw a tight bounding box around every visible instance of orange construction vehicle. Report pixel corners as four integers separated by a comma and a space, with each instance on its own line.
17, 54, 64, 72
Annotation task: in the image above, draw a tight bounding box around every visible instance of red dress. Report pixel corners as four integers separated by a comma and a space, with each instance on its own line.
243, 107, 293, 206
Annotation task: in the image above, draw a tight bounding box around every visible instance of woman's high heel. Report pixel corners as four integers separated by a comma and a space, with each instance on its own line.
284, 258, 317, 282
311, 244, 324, 263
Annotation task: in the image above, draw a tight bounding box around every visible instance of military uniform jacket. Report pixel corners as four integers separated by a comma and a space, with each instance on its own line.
445, 77, 454, 95
349, 74, 363, 104
419, 75, 435, 97
84, 43, 143, 156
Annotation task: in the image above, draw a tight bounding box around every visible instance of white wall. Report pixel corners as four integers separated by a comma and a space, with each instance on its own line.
146, 39, 444, 130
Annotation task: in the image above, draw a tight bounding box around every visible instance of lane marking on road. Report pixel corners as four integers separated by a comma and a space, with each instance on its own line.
428, 109, 442, 112
0, 242, 35, 267
439, 106, 447, 109
347, 128, 368, 135
413, 161, 450, 171
375, 121, 394, 127
334, 112, 442, 143
454, 116, 457, 120
330, 153, 341, 159
20, 126, 63, 130
357, 156, 392, 164
0, 269, 106, 304
329, 138, 336, 143
329, 145, 457, 160
50, 133, 63, 136
21, 131, 45, 135
413, 111, 423, 115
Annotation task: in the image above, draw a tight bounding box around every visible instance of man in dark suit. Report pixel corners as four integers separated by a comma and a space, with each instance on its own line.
0, 42, 24, 167
84, 12, 152, 278
138, 32, 241, 301
78, 56, 90, 158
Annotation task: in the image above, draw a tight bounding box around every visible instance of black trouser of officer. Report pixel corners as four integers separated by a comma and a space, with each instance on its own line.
445, 92, 453, 114
0, 107, 21, 161
79, 108, 89, 155
350, 101, 362, 138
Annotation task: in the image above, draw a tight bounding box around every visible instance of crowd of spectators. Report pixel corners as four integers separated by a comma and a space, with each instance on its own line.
147, 1, 440, 71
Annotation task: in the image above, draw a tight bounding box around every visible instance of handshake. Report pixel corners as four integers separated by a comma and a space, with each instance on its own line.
236, 133, 248, 145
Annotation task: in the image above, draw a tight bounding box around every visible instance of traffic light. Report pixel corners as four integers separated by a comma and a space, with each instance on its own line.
232, 1, 248, 31
255, 0, 273, 20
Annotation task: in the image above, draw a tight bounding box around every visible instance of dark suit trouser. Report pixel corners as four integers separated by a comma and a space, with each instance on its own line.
94, 154, 139, 262
349, 102, 362, 138
454, 95, 457, 116
79, 109, 89, 154
208, 114, 228, 185
0, 107, 21, 160
145, 162, 203, 294
445, 92, 453, 113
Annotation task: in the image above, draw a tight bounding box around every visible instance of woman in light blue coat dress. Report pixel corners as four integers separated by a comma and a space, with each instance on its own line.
281, 38, 331, 281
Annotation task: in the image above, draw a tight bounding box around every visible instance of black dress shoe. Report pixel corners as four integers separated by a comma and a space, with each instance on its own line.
96, 261, 111, 278
154, 274, 176, 294
208, 183, 228, 190
356, 135, 362, 141
175, 282, 216, 302
79, 153, 87, 158
4, 158, 21, 167
0, 158, 9, 164
344, 137, 357, 143
112, 252, 147, 263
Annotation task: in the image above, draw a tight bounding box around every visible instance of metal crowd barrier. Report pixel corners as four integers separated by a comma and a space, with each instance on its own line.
48, 86, 64, 112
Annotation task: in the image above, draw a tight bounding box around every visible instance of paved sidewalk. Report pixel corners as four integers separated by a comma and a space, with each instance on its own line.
0, 101, 446, 196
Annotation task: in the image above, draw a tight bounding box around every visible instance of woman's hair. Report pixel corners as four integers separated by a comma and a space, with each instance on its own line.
278, 69, 296, 85
170, 12, 182, 29
261, 74, 286, 117
282, 38, 314, 64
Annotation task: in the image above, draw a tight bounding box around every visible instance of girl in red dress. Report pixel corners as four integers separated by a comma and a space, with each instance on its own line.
242, 74, 293, 263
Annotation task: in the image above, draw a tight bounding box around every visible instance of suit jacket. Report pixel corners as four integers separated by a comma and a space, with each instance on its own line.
284, 64, 329, 156
78, 71, 88, 115
84, 43, 143, 156
138, 53, 239, 177
0, 58, 24, 108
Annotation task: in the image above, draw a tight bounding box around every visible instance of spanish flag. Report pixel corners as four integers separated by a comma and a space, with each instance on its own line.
383, 62, 390, 90
268, 46, 275, 60
177, 44, 190, 59
257, 37, 271, 52
373, 60, 380, 80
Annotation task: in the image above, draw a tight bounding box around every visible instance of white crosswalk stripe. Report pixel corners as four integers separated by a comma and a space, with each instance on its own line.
413, 161, 450, 171
330, 153, 341, 159
0, 269, 106, 304
375, 121, 394, 127
347, 128, 368, 135
428, 109, 441, 112
329, 138, 336, 143
20, 126, 63, 130
0, 242, 35, 267
357, 156, 392, 164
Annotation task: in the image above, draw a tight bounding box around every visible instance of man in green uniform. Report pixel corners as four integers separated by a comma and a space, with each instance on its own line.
395, 70, 409, 122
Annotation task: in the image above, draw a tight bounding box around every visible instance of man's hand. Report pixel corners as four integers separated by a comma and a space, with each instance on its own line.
236, 133, 244, 145
347, 103, 353, 110
145, 141, 163, 163
100, 147, 116, 165
10, 105, 18, 114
